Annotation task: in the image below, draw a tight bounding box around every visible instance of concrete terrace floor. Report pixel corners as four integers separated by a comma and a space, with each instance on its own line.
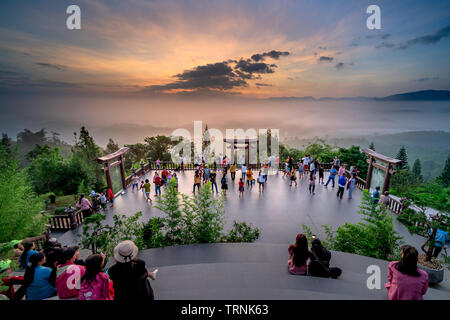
56, 170, 425, 249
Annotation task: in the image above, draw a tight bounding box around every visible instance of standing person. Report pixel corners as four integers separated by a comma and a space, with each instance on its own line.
429, 228, 448, 258
221, 172, 228, 195
303, 155, 310, 173
308, 171, 316, 195
154, 173, 162, 197
238, 178, 245, 197
336, 174, 347, 199
172, 173, 179, 190
283, 161, 290, 178
347, 175, 356, 199
139, 181, 145, 197
143, 179, 152, 204
288, 234, 312, 276
100, 192, 107, 210
76, 194, 93, 217
210, 170, 218, 194
131, 174, 139, 192
338, 164, 346, 176
56, 246, 86, 300
333, 156, 340, 169
79, 253, 112, 300
309, 160, 316, 175
203, 165, 210, 183
108, 241, 157, 301
380, 191, 391, 206
230, 163, 236, 181
318, 164, 324, 184
289, 170, 297, 187
23, 253, 57, 300
324, 165, 338, 188
107, 188, 115, 208
19, 242, 38, 268
241, 164, 247, 182
156, 159, 161, 170
258, 170, 265, 192
298, 161, 304, 180
246, 168, 253, 187
193, 173, 201, 195
385, 245, 428, 300
372, 186, 381, 204
263, 164, 268, 182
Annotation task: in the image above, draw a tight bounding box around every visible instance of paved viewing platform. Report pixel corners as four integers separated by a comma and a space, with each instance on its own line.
56, 170, 426, 249
49, 170, 449, 299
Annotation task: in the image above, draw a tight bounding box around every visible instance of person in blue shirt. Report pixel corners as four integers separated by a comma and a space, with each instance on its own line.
324, 165, 338, 187
430, 228, 448, 258
372, 186, 381, 204
336, 174, 347, 199
23, 252, 57, 300
19, 242, 38, 268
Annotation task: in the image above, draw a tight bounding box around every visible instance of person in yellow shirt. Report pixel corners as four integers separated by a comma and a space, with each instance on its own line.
246, 168, 254, 188
193, 173, 201, 194
230, 164, 236, 181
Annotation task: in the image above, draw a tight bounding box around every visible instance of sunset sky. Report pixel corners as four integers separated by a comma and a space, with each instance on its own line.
0, 0, 449, 99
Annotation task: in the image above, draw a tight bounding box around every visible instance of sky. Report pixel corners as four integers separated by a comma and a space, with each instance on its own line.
0, 0, 449, 145
0, 0, 449, 99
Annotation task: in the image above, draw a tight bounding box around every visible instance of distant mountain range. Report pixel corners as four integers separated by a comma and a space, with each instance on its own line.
267, 90, 450, 101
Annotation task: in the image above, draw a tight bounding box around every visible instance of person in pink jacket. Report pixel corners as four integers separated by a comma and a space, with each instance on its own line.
385, 245, 428, 300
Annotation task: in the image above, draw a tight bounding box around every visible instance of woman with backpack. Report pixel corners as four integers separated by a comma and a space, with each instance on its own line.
308, 238, 342, 279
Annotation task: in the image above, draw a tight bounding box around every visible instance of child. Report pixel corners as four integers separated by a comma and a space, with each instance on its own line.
238, 178, 245, 197
79, 253, 112, 300
143, 179, 152, 204
107, 188, 114, 208
246, 168, 254, 188
290, 170, 297, 187
100, 192, 107, 210
193, 173, 201, 195
309, 171, 316, 195
298, 162, 304, 179
131, 174, 139, 192
318, 165, 324, 184
258, 171, 265, 192
139, 181, 145, 197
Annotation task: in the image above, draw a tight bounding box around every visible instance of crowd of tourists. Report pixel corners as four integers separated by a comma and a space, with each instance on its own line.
1, 239, 156, 301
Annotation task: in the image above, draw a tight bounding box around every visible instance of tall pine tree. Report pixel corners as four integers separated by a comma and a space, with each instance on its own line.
369, 142, 375, 151
440, 153, 450, 187
412, 158, 423, 182
396, 146, 408, 170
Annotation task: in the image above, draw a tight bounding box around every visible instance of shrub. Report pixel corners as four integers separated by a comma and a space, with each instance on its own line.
224, 221, 260, 243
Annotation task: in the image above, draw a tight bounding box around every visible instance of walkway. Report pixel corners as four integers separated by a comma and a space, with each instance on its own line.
55, 170, 426, 249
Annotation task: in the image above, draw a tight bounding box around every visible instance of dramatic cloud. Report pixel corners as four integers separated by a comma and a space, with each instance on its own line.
365, 33, 391, 40
251, 50, 290, 62
335, 62, 345, 69
142, 50, 289, 94
318, 56, 334, 62
35, 62, 67, 71
398, 24, 450, 49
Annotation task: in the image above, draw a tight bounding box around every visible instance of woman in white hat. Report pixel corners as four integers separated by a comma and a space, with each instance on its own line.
107, 240, 157, 301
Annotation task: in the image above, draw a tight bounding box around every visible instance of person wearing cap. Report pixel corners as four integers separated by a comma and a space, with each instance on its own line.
108, 240, 157, 301
0, 259, 25, 300
55, 246, 86, 299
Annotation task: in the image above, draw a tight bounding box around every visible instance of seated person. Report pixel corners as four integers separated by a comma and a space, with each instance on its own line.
308, 238, 342, 279
19, 242, 38, 268
288, 234, 312, 275
23, 253, 57, 300
56, 246, 86, 299
385, 245, 428, 300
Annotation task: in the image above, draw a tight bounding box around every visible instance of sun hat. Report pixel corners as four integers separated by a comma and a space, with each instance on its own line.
114, 240, 139, 263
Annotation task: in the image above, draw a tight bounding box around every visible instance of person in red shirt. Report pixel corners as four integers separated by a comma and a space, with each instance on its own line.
238, 178, 245, 197
153, 174, 162, 196
56, 246, 86, 300
107, 188, 114, 208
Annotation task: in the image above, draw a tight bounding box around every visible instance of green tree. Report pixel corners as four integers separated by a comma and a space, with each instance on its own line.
337, 145, 369, 177
144, 135, 175, 161
154, 178, 183, 242
105, 138, 120, 155
412, 158, 423, 182
26, 145, 64, 194
369, 142, 375, 151
396, 146, 408, 169
0, 145, 47, 243
439, 153, 450, 187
